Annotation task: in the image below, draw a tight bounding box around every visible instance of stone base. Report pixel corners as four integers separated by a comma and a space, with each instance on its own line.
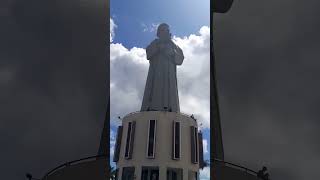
116, 111, 200, 180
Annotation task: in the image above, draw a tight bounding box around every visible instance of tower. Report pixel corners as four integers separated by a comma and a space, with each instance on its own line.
113, 23, 205, 180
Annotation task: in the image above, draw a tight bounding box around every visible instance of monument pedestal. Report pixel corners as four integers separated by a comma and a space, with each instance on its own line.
114, 111, 201, 180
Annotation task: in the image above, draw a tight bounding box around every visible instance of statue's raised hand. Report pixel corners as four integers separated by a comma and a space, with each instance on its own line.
165, 46, 175, 57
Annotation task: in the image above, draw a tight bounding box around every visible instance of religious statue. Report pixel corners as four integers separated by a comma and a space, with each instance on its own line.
141, 23, 184, 112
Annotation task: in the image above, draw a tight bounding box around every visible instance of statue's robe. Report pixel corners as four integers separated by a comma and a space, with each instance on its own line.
141, 39, 184, 112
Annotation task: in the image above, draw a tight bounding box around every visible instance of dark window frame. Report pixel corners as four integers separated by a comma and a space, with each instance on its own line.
198, 132, 205, 168
146, 119, 157, 158
190, 126, 199, 164
113, 126, 123, 162
172, 121, 181, 160
141, 166, 159, 180
122, 166, 135, 180
125, 121, 136, 159
167, 167, 183, 180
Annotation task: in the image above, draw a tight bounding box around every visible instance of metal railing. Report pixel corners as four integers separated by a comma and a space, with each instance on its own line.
213, 158, 258, 176
42, 155, 107, 179
40, 155, 263, 179
121, 110, 197, 122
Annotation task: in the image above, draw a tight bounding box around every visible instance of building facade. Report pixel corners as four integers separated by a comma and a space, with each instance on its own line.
113, 111, 204, 180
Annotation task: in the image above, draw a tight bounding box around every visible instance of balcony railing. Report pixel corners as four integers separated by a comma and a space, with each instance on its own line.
42, 155, 107, 179
213, 158, 258, 176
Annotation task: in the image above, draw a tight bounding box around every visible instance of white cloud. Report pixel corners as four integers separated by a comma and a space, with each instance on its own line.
200, 167, 210, 180
203, 139, 208, 154
174, 26, 210, 129
110, 19, 210, 129
110, 18, 117, 43
110, 43, 149, 125
141, 22, 159, 32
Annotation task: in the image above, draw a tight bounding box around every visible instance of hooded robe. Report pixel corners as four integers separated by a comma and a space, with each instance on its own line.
141, 38, 184, 112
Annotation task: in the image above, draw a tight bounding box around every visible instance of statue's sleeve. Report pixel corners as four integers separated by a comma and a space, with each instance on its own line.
173, 45, 184, 65
146, 40, 158, 60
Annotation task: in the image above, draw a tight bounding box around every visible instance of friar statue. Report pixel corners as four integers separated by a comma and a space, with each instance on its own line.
141, 23, 184, 112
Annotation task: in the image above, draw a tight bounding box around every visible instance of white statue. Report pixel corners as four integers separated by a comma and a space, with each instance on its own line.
141, 23, 184, 112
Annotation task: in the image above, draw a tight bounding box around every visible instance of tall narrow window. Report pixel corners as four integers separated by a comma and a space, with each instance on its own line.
198, 132, 205, 168
147, 120, 157, 158
190, 126, 198, 164
172, 121, 181, 159
194, 127, 198, 163
113, 126, 123, 162
125, 121, 136, 159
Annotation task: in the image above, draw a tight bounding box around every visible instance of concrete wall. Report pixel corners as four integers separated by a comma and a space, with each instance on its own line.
116, 111, 200, 180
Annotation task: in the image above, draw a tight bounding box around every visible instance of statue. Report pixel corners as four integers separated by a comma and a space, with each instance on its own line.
141, 23, 184, 112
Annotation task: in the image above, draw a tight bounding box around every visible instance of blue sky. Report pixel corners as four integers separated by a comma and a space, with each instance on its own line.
111, 0, 210, 48
110, 0, 210, 179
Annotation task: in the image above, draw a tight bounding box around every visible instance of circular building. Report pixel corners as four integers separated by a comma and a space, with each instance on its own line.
113, 111, 203, 180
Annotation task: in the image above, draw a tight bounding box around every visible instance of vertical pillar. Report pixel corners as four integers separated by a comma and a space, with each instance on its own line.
159, 166, 166, 180
183, 168, 188, 180
135, 165, 141, 180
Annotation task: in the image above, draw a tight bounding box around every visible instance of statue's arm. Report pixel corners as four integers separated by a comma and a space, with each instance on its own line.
146, 39, 159, 60
173, 45, 184, 65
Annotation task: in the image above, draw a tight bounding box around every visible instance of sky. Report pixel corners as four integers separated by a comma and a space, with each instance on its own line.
1, 0, 107, 179
110, 0, 211, 179
214, 0, 320, 179
1, 0, 320, 180
111, 0, 210, 48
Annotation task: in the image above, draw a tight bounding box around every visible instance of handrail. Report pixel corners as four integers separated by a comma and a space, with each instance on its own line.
42, 155, 107, 179
213, 158, 258, 176
42, 155, 261, 179
122, 110, 197, 121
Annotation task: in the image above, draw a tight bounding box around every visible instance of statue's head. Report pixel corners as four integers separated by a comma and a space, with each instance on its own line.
157, 23, 171, 40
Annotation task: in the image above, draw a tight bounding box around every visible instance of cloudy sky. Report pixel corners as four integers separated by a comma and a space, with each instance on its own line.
110, 0, 211, 179
1, 0, 107, 179
214, 0, 320, 179
1, 0, 320, 180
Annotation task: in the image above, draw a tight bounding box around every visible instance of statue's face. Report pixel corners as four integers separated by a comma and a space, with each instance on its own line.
157, 25, 170, 40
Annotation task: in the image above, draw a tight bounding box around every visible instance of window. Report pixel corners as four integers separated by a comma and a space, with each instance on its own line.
190, 126, 198, 164
122, 167, 135, 180
167, 168, 183, 180
198, 132, 205, 168
172, 121, 181, 160
113, 126, 123, 162
147, 120, 157, 158
125, 121, 136, 159
141, 167, 159, 180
